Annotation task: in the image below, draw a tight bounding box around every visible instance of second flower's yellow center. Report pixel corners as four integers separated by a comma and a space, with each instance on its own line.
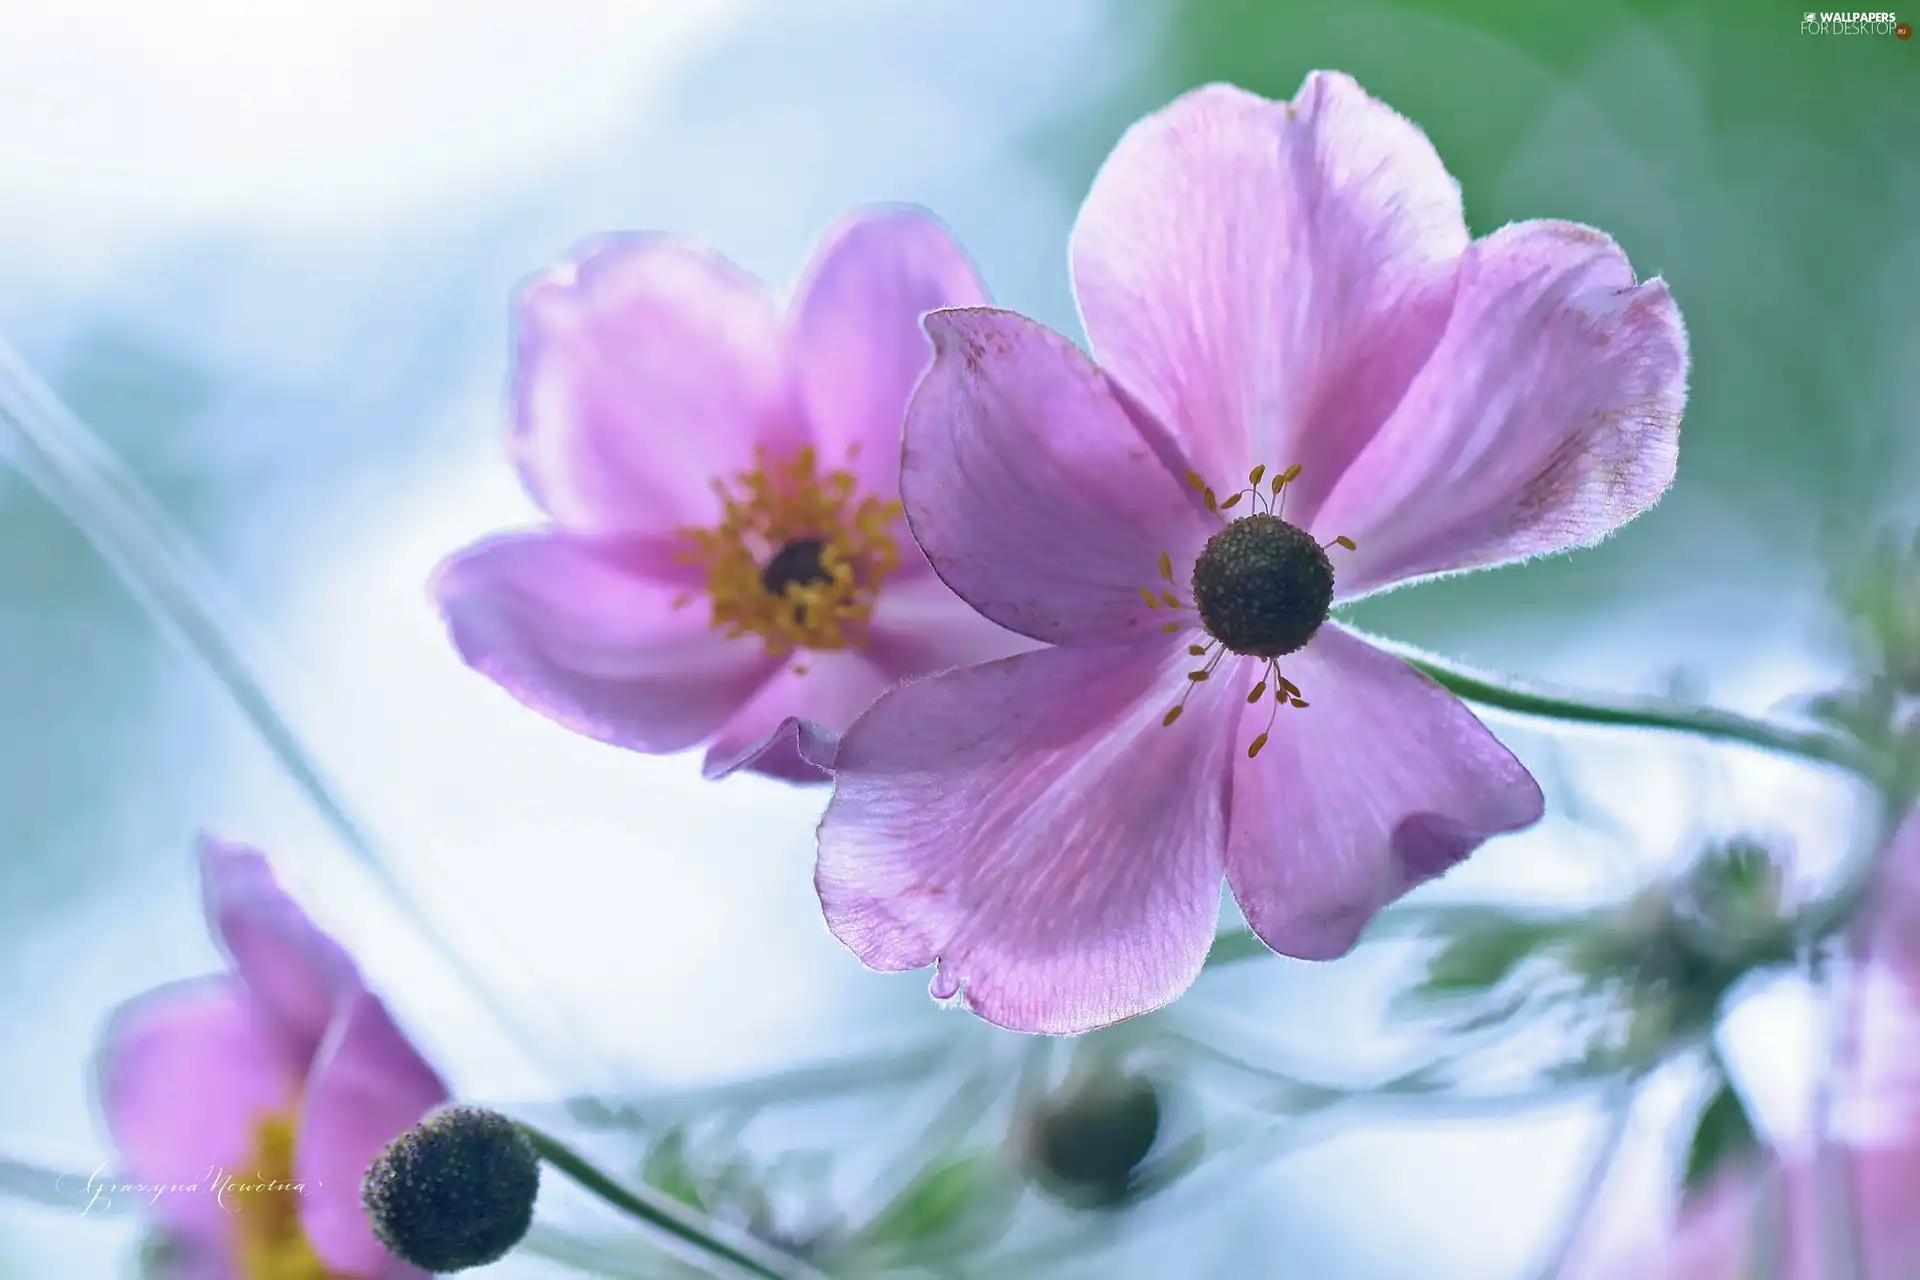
675, 443, 903, 666
232, 1113, 343, 1280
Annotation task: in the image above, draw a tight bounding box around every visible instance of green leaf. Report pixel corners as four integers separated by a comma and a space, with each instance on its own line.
855, 1153, 1017, 1258
1684, 1081, 1760, 1193
640, 1127, 708, 1213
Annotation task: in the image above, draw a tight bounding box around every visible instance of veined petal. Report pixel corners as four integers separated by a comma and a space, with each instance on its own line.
199, 839, 359, 1059
862, 565, 1036, 685
509, 234, 803, 537
700, 649, 895, 781
816, 641, 1233, 1035
791, 206, 989, 500
1070, 74, 1467, 522
433, 531, 778, 754
1224, 626, 1542, 960
296, 990, 451, 1276
903, 309, 1213, 647
1315, 220, 1687, 598
95, 977, 304, 1242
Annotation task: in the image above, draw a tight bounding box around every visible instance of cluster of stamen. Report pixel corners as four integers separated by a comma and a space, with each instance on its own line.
1143, 463, 1355, 758
674, 442, 903, 671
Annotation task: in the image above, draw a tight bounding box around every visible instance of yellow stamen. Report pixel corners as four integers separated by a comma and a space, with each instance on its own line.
1141, 587, 1160, 609
675, 444, 903, 658
1158, 552, 1173, 581
1187, 670, 1210, 682
233, 1113, 343, 1280
1159, 590, 1182, 609
1246, 681, 1266, 703
1248, 464, 1266, 486
1161, 622, 1181, 632
1162, 706, 1184, 726
1247, 732, 1270, 758
1185, 470, 1207, 493
1188, 643, 1209, 656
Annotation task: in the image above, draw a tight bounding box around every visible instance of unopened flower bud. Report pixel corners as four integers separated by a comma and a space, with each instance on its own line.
1025, 1071, 1161, 1210
363, 1106, 540, 1273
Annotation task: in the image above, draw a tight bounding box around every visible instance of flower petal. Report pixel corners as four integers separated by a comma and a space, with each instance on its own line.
862, 565, 1035, 685
1224, 626, 1543, 960
1314, 220, 1688, 598
433, 531, 778, 754
700, 649, 895, 781
791, 206, 989, 500
296, 989, 451, 1276
1069, 74, 1468, 521
902, 308, 1214, 647
95, 977, 303, 1242
199, 839, 360, 1058
816, 641, 1233, 1034
509, 234, 803, 537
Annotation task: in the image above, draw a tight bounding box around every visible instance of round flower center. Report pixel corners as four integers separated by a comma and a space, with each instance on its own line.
1190, 514, 1333, 658
1143, 463, 1355, 757
234, 1112, 341, 1280
676, 443, 903, 665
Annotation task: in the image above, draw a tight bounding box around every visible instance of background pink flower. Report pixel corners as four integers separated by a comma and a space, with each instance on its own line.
95, 839, 449, 1278
433, 207, 1027, 783
1589, 808, 1920, 1279
816, 73, 1689, 1034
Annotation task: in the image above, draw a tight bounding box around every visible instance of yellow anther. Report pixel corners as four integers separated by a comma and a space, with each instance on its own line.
1248, 464, 1266, 486
1159, 590, 1182, 609
1162, 706, 1184, 726
1159, 551, 1173, 581
1220, 492, 1242, 509
1187, 670, 1210, 682
1185, 470, 1207, 493
1188, 644, 1209, 657
1141, 587, 1160, 609
1332, 535, 1356, 550
1247, 732, 1270, 758
1246, 681, 1266, 703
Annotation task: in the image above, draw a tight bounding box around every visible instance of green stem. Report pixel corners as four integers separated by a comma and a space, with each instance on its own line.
518, 1123, 827, 1280
1369, 638, 1887, 785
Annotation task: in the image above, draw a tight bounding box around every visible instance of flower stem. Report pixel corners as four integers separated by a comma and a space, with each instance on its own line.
518, 1123, 829, 1280
1367, 638, 1887, 785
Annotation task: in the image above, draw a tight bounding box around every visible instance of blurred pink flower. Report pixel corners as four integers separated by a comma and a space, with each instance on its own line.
96, 839, 449, 1278
816, 73, 1690, 1034
433, 208, 1026, 783
1592, 808, 1920, 1278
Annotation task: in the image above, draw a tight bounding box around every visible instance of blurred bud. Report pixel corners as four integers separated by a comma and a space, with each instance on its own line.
362, 1106, 540, 1273
1672, 837, 1792, 967
1023, 1070, 1162, 1210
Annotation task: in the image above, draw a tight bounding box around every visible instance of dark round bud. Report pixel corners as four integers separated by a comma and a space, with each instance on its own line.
363, 1106, 540, 1273
1026, 1073, 1161, 1210
1190, 515, 1334, 658
759, 538, 832, 598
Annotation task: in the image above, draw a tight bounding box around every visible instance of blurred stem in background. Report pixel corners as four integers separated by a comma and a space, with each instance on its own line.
0, 337, 607, 1093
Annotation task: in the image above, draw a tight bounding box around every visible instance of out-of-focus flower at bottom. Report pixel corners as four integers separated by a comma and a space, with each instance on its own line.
1588, 808, 1920, 1278
94, 839, 450, 1279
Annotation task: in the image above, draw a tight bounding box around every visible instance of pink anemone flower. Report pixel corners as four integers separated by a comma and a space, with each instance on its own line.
96, 839, 450, 1278
816, 73, 1690, 1034
433, 208, 1027, 782
1586, 808, 1920, 1278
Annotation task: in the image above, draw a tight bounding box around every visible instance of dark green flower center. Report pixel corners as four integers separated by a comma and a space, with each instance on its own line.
1190, 514, 1334, 658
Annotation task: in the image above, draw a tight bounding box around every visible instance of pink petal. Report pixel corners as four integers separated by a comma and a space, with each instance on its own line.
816, 641, 1233, 1034
1224, 626, 1543, 960
902, 308, 1214, 646
95, 977, 304, 1243
509, 234, 804, 537
1314, 220, 1688, 598
198, 838, 360, 1058
791, 206, 989, 501
862, 565, 1035, 685
433, 531, 778, 754
700, 649, 895, 781
1069, 75, 1467, 522
296, 989, 451, 1276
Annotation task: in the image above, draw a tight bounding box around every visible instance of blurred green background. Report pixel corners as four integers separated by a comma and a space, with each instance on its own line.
0, 0, 1909, 1275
